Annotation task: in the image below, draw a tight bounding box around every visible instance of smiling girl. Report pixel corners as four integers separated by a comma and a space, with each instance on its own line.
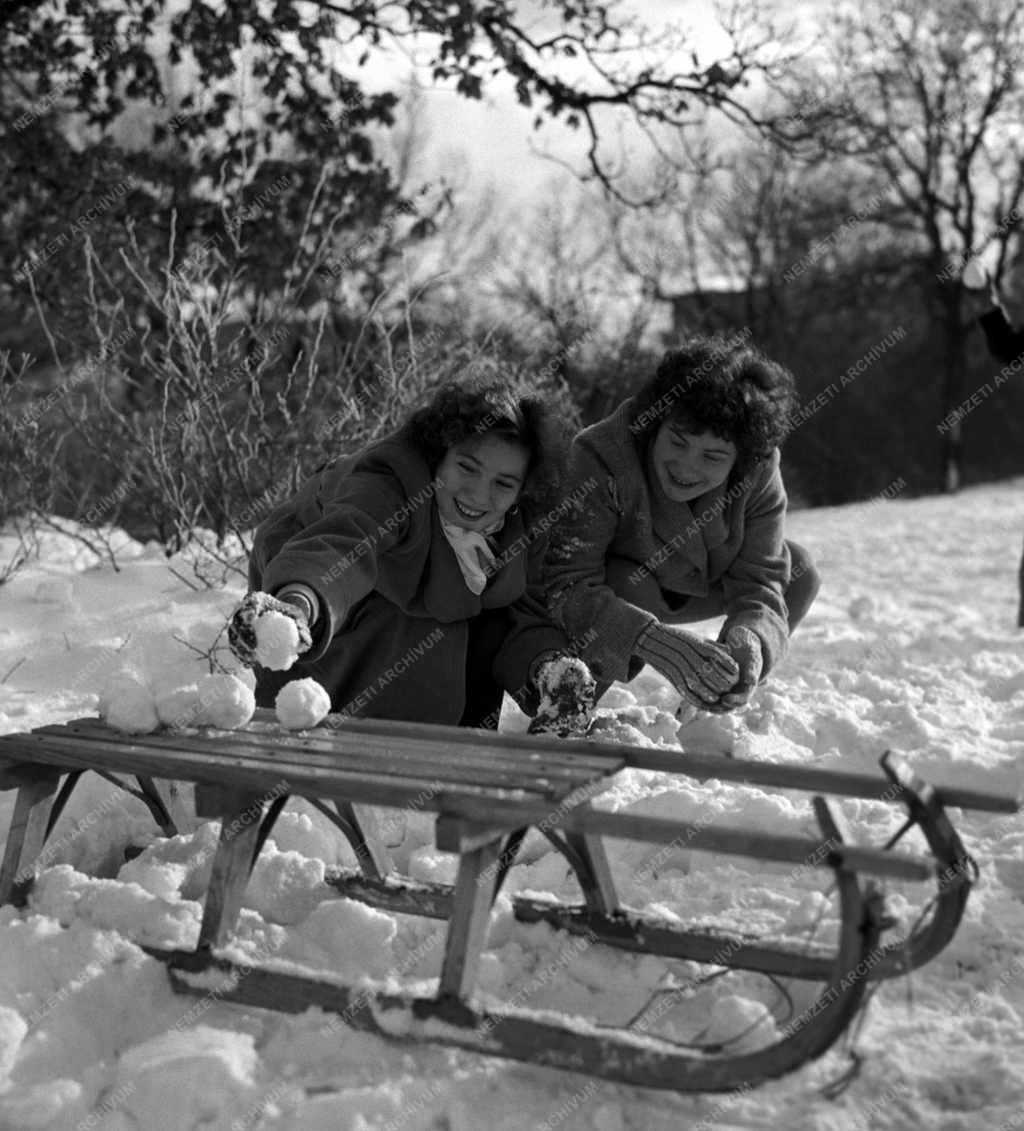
544, 334, 820, 715
229, 377, 593, 731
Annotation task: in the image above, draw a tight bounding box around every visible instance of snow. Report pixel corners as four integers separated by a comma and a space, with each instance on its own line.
275, 678, 331, 731
0, 480, 1022, 1130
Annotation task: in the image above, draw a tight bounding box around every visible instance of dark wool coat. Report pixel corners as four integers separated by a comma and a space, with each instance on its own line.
249, 432, 566, 724
979, 306, 1024, 364
544, 398, 792, 685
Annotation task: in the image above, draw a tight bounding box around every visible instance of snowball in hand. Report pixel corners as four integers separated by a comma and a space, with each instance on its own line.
254, 610, 302, 671
275, 678, 331, 730
101, 673, 159, 734
196, 673, 256, 730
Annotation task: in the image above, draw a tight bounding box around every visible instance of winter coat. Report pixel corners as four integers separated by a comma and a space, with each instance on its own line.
544, 398, 791, 684
249, 432, 566, 724
979, 306, 1024, 365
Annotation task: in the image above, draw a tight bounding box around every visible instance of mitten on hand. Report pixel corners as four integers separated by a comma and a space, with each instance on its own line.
717, 625, 764, 709
635, 622, 739, 710
227, 591, 314, 669
527, 653, 597, 738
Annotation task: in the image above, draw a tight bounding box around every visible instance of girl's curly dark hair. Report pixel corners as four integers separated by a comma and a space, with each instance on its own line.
402, 376, 567, 518
631, 333, 797, 477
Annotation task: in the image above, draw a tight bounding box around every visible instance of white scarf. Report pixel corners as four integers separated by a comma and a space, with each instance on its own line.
440, 516, 501, 595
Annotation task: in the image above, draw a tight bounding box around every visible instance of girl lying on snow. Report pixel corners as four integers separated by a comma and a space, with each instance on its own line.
227, 376, 595, 734
543, 332, 821, 719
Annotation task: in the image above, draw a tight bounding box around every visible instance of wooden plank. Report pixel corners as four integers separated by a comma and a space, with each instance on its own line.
561, 832, 618, 914
0, 774, 61, 904
36, 722, 588, 798
252, 709, 1021, 813
67, 714, 623, 779
0, 759, 64, 792
435, 817, 508, 854
198, 791, 269, 948
5, 731, 548, 813
15, 715, 1018, 813
433, 796, 936, 882
0, 733, 935, 879
612, 746, 1021, 814
258, 709, 628, 774
146, 717, 616, 782
438, 833, 505, 999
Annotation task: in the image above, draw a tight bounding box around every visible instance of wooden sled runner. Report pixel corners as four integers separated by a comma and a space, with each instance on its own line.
0, 709, 1018, 1092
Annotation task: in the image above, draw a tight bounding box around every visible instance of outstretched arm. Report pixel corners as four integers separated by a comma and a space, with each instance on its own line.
253, 465, 410, 661
718, 454, 791, 678
543, 445, 656, 683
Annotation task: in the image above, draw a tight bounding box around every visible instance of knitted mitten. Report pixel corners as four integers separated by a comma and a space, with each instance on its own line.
635, 622, 739, 708
527, 653, 597, 738
227, 591, 313, 668
717, 626, 764, 708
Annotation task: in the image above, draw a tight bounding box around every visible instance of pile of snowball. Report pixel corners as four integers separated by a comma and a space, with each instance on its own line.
100, 610, 331, 734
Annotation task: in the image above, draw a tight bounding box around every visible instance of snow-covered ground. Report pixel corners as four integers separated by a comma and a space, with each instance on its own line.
0, 480, 1022, 1131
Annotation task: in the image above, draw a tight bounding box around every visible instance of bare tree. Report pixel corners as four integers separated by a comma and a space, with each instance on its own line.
800, 0, 1024, 491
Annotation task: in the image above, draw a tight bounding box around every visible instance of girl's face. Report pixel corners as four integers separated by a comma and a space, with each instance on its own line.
436, 433, 530, 531
649, 419, 737, 502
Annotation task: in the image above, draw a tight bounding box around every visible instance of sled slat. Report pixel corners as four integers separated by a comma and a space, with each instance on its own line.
618, 746, 1021, 813
15, 728, 590, 806
248, 710, 1018, 815
72, 712, 622, 780
32, 720, 614, 798
6, 731, 550, 809
1, 725, 933, 880
0, 773, 61, 904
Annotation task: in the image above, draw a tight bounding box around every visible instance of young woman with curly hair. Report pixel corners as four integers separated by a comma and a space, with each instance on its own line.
228, 377, 594, 732
544, 333, 821, 718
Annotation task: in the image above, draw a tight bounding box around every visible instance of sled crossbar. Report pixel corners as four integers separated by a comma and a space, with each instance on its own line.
0, 710, 1016, 1093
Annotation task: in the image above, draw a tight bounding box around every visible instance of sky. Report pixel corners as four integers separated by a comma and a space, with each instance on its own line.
352, 0, 785, 206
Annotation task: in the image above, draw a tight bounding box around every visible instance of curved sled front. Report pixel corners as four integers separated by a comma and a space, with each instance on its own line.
327, 747, 986, 984
156, 867, 887, 1093
512, 751, 976, 982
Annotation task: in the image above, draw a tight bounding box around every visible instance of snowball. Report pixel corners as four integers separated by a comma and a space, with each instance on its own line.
98, 671, 151, 717
102, 675, 159, 734
155, 684, 203, 730
195, 672, 255, 730
275, 677, 330, 730
254, 610, 302, 671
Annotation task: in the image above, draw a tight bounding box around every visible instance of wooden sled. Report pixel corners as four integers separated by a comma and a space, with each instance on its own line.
0, 710, 1017, 1093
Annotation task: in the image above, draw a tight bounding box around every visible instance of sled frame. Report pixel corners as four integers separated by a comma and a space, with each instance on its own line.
0, 711, 1017, 1092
